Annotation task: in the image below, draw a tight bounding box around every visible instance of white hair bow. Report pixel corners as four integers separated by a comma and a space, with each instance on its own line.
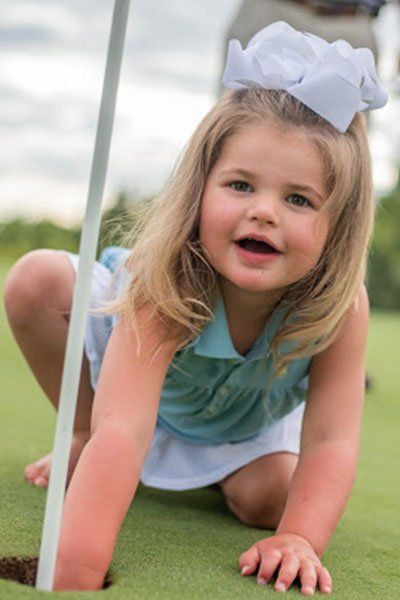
221, 21, 388, 132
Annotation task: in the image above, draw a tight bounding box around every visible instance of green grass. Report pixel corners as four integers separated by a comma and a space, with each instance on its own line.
0, 258, 399, 598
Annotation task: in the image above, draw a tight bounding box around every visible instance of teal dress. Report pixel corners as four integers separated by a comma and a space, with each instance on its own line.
157, 288, 309, 445
62, 246, 310, 490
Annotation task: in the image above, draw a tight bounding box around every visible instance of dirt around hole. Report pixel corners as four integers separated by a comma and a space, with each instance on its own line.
0, 557, 113, 589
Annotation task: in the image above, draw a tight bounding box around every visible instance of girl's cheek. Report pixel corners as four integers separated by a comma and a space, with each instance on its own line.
204, 208, 237, 237
292, 218, 326, 247
286, 223, 310, 248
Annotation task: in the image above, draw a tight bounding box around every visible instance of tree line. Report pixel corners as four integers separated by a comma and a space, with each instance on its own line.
1, 189, 400, 311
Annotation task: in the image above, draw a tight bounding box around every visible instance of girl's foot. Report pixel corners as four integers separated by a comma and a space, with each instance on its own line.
24, 434, 90, 488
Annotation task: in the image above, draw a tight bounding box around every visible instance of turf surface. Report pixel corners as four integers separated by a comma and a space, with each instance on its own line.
0, 258, 399, 598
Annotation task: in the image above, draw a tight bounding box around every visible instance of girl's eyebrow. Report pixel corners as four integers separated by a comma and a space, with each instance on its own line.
219, 167, 254, 179
219, 168, 325, 202
287, 183, 325, 203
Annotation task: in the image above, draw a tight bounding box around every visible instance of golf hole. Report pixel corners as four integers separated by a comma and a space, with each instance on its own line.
0, 557, 113, 589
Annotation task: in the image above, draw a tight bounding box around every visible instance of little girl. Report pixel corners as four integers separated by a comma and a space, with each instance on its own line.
4, 21, 387, 595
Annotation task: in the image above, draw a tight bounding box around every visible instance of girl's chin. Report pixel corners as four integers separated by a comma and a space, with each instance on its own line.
225, 274, 281, 293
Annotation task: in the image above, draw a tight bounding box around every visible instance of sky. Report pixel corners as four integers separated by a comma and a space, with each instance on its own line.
0, 0, 399, 226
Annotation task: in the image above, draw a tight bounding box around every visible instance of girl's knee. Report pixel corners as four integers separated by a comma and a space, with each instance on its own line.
226, 492, 286, 530
227, 478, 290, 530
3, 249, 74, 327
221, 453, 297, 529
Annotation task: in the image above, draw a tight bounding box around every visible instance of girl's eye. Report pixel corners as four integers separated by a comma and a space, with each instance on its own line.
229, 180, 253, 193
286, 193, 312, 208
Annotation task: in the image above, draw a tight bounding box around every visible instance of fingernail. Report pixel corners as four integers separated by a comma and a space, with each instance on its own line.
241, 565, 250, 575
257, 577, 267, 586
323, 586, 332, 594
303, 586, 314, 595
275, 582, 286, 592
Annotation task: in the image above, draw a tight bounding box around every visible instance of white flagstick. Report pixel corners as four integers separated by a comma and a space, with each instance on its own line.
35, 0, 131, 591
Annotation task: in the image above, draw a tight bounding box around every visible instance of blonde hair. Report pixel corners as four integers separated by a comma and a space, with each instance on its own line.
98, 87, 373, 377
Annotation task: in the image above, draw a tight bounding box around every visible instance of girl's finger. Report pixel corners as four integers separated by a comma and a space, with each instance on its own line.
238, 545, 261, 576
274, 554, 300, 592
317, 566, 333, 594
257, 549, 282, 585
299, 561, 318, 596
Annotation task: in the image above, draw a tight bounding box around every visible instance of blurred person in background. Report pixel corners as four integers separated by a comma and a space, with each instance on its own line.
219, 1, 399, 105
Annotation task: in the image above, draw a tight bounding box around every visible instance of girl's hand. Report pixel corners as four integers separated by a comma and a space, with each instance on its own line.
238, 533, 332, 595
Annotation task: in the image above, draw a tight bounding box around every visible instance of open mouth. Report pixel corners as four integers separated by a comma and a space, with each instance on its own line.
235, 239, 280, 254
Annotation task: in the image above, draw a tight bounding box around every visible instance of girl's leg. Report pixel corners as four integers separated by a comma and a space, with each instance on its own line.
3, 249, 95, 488
217, 452, 298, 529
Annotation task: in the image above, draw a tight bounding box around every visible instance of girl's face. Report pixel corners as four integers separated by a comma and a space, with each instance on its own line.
199, 122, 330, 307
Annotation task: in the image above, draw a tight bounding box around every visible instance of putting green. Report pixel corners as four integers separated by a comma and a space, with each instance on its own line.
0, 259, 399, 598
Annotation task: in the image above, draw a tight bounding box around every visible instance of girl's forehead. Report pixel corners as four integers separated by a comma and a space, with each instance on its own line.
216, 123, 327, 193
221, 122, 318, 158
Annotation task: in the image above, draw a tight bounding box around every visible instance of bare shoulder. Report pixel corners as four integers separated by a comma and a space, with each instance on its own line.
354, 283, 370, 342
113, 302, 181, 364
317, 283, 369, 365
310, 284, 369, 379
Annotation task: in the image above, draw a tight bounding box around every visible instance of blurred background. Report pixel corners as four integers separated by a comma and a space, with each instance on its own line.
0, 0, 399, 311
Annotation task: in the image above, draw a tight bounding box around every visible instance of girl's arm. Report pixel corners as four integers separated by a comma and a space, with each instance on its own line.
276, 284, 369, 554
53, 305, 180, 591
239, 284, 370, 594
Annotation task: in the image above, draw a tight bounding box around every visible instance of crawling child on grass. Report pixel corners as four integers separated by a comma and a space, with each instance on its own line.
4, 21, 387, 594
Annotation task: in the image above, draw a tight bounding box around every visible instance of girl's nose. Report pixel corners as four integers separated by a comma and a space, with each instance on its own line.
246, 194, 280, 225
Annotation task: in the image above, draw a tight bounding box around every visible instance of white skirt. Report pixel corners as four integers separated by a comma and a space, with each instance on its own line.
61, 250, 305, 491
